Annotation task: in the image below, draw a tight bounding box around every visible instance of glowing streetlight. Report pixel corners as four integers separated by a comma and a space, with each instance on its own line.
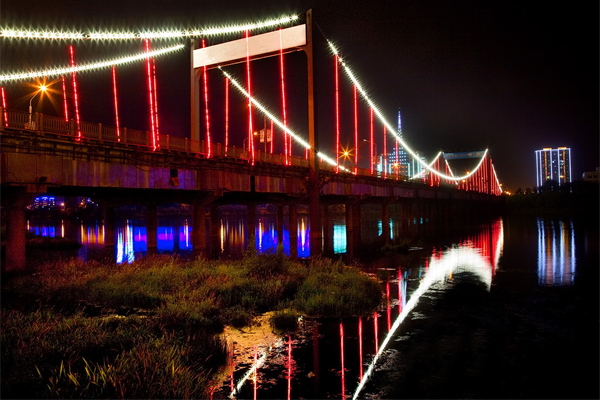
28, 84, 47, 128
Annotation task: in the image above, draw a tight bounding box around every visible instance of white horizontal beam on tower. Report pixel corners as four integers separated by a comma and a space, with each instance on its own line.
193, 24, 306, 69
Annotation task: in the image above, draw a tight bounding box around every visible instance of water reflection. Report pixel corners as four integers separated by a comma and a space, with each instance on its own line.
218, 218, 505, 399
537, 218, 576, 286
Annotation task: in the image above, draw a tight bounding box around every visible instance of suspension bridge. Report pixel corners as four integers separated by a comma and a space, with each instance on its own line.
0, 10, 503, 269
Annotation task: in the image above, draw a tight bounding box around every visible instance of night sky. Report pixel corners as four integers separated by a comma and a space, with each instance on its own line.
1, 0, 598, 192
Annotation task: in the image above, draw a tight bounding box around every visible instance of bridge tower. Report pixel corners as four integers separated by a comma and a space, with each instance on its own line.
190, 10, 322, 256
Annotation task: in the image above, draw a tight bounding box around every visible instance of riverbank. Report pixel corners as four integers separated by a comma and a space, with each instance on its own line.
1, 253, 383, 399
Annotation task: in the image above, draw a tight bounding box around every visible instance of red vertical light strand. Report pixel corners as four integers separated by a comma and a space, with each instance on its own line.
373, 312, 379, 353
61, 75, 69, 122
1, 87, 8, 126
111, 66, 121, 141
358, 316, 364, 379
287, 335, 292, 400
369, 108, 374, 175
201, 40, 211, 158
386, 280, 392, 331
395, 139, 399, 179
334, 54, 341, 173
224, 77, 229, 154
245, 30, 255, 165
279, 28, 289, 166
339, 321, 345, 399
144, 39, 158, 150
270, 120, 274, 153
353, 85, 358, 174
382, 125, 387, 178
152, 58, 160, 144
68, 45, 82, 139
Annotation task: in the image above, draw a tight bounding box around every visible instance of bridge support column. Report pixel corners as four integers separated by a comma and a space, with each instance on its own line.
322, 204, 333, 257
381, 202, 390, 246
103, 205, 116, 248
247, 203, 256, 253
192, 202, 208, 257
276, 205, 284, 251
209, 205, 221, 259
145, 204, 158, 254
345, 202, 361, 258
288, 203, 298, 259
2, 188, 31, 271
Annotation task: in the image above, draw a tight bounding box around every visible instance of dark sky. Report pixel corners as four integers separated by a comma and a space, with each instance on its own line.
1, 0, 598, 191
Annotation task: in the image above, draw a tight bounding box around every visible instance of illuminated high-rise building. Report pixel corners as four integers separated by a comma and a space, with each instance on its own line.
535, 147, 572, 187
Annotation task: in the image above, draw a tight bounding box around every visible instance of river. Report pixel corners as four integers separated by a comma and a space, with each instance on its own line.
24, 211, 599, 399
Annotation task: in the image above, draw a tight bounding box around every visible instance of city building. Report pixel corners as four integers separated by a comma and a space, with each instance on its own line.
535, 147, 572, 188
582, 167, 599, 182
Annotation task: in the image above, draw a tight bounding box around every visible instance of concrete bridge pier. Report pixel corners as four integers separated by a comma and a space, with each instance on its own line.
276, 205, 284, 252
288, 203, 298, 259
192, 202, 208, 258
100, 203, 116, 248
209, 205, 221, 259
145, 203, 158, 254
381, 201, 391, 246
322, 204, 333, 256
345, 201, 361, 258
1, 187, 32, 271
247, 203, 256, 253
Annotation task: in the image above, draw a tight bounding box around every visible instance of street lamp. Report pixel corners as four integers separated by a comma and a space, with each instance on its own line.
28, 85, 47, 128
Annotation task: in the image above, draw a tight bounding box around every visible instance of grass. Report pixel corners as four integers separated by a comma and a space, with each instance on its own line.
1, 253, 383, 399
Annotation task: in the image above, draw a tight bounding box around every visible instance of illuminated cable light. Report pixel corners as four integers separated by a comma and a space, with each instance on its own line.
1, 87, 8, 126
201, 15, 299, 36
2, 15, 299, 40
111, 66, 121, 140
202, 39, 212, 157
61, 75, 69, 121
219, 67, 350, 172
245, 30, 255, 165
0, 44, 184, 82
69, 45, 82, 139
327, 40, 488, 182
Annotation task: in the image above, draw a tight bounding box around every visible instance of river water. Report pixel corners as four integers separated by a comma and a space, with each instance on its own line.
25, 211, 599, 399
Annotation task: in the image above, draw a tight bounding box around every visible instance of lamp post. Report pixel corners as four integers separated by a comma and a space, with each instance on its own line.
28, 85, 47, 128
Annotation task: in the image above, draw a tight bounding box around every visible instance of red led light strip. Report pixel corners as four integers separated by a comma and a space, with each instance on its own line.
144, 39, 158, 150
245, 30, 255, 165
370, 108, 374, 175
202, 39, 211, 158
1, 87, 8, 126
334, 54, 341, 173
225, 77, 229, 153
111, 66, 121, 141
68, 45, 82, 139
279, 29, 289, 165
61, 75, 69, 122
353, 85, 358, 174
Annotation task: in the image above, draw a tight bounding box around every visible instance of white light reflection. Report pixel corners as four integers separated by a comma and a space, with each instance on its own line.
352, 245, 499, 400
230, 346, 271, 398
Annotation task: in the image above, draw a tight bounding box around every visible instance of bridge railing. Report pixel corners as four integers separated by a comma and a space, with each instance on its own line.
1, 107, 498, 194
0, 108, 407, 179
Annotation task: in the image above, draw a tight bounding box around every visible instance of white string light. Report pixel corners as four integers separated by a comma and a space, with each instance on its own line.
0, 15, 299, 40
327, 40, 489, 182
0, 44, 185, 82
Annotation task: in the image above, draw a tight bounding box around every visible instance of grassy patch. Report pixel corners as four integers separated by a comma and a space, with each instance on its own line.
1, 253, 382, 398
